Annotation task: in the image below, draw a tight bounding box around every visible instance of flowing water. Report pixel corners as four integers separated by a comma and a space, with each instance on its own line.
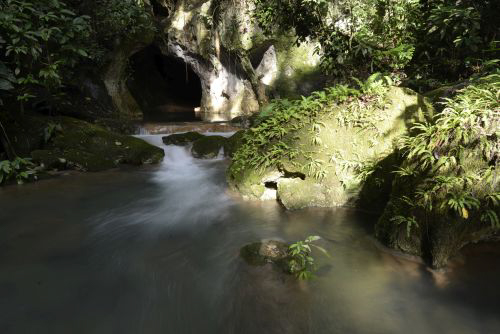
0, 133, 499, 334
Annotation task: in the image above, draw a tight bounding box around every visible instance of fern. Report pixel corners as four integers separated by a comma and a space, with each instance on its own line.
391, 215, 419, 238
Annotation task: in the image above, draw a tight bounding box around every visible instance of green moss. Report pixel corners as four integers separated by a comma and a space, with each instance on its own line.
162, 132, 205, 146
191, 135, 227, 159
223, 130, 246, 158
4, 114, 164, 172
375, 75, 500, 267
31, 150, 67, 170
228, 79, 433, 207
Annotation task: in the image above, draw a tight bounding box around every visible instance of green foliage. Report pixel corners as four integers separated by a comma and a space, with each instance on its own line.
231, 74, 391, 182
43, 122, 62, 143
0, 0, 92, 104
253, 0, 499, 83
391, 74, 499, 230
390, 215, 419, 238
427, 4, 481, 53
0, 157, 37, 185
93, 0, 155, 45
288, 235, 329, 280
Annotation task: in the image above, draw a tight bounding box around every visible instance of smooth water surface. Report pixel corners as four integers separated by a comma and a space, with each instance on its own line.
0, 134, 499, 334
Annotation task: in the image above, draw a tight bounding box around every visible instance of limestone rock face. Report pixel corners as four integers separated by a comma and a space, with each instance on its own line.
256, 45, 278, 86
100, 1, 326, 122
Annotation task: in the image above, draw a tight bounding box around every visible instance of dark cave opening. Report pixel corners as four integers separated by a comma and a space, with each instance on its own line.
127, 45, 202, 122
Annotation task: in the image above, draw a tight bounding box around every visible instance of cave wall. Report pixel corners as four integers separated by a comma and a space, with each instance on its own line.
101, 0, 324, 122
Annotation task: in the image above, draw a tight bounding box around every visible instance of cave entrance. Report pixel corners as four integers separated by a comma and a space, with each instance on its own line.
127, 45, 202, 122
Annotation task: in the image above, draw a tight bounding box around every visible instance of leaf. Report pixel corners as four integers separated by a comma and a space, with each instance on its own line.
311, 244, 331, 258
305, 235, 321, 243
461, 207, 469, 219
0, 79, 14, 91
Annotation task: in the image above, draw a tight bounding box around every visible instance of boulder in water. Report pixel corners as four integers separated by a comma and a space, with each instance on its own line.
191, 135, 227, 159
227, 86, 433, 209
162, 131, 205, 146
223, 130, 247, 158
0, 113, 164, 172
240, 240, 292, 273
34, 117, 164, 171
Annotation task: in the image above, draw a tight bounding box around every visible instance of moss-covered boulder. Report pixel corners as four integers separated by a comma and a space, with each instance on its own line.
30, 150, 68, 170
38, 117, 164, 171
191, 135, 227, 159
375, 76, 500, 268
223, 130, 247, 158
162, 131, 205, 146
228, 84, 433, 210
1, 113, 164, 172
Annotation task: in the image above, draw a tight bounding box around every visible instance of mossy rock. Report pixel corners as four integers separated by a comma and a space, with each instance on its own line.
228, 86, 433, 210
46, 117, 164, 170
240, 240, 293, 274
4, 114, 164, 172
31, 150, 68, 170
162, 131, 205, 146
191, 135, 227, 159
223, 130, 247, 158
375, 76, 499, 268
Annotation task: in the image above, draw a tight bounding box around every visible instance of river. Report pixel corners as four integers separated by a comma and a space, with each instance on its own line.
0, 132, 499, 334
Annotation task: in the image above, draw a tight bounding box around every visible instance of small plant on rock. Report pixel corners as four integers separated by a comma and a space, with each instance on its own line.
288, 235, 329, 280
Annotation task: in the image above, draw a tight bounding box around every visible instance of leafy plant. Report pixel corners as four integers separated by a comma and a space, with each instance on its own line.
390, 215, 419, 238
441, 193, 480, 219
288, 235, 329, 280
230, 75, 390, 181
43, 122, 62, 143
390, 74, 499, 232
0, 0, 93, 108
93, 0, 155, 45
0, 157, 37, 185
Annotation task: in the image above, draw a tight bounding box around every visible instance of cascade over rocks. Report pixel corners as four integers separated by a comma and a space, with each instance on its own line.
162, 130, 247, 159
162, 131, 205, 146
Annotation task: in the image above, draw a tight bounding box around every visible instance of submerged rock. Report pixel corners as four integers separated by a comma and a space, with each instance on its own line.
162, 131, 205, 146
191, 135, 227, 159
240, 240, 292, 273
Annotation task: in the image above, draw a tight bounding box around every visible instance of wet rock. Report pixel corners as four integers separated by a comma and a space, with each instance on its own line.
191, 135, 227, 159
240, 240, 292, 273
223, 130, 247, 158
162, 131, 205, 146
